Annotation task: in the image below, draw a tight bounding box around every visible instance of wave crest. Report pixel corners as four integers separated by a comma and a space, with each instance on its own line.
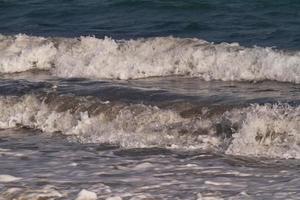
0, 94, 299, 158
0, 34, 299, 83
226, 104, 300, 159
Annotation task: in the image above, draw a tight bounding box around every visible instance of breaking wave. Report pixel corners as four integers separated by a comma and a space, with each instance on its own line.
0, 34, 300, 83
0, 94, 299, 159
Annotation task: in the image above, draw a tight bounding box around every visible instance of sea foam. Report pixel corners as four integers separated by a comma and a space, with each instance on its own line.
0, 34, 299, 83
0, 94, 299, 159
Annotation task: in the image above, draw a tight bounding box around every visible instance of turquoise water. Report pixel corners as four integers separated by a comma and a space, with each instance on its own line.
1, 0, 300, 49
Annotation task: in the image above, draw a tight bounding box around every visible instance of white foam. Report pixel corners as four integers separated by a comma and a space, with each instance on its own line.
2, 185, 64, 200
226, 104, 300, 159
76, 189, 97, 200
0, 34, 56, 73
197, 193, 224, 200
0, 95, 221, 149
106, 197, 122, 200
0, 95, 299, 159
0, 148, 24, 157
0, 34, 299, 83
133, 162, 154, 170
0, 174, 22, 182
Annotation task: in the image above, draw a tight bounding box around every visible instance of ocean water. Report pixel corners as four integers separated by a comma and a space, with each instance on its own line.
0, 1, 299, 199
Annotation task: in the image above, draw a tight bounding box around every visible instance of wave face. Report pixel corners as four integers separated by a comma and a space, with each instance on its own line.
0, 94, 299, 159
1, 34, 300, 83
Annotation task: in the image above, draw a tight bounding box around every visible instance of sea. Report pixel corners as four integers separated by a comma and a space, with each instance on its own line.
0, 1, 299, 199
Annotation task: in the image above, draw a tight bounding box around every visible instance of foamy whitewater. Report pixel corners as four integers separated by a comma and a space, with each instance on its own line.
1, 34, 299, 83
0, 94, 299, 159
0, 56, 299, 200
0, 37, 299, 199
1, 0, 300, 199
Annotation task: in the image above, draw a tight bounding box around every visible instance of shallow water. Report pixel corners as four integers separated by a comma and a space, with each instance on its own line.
0, 76, 298, 199
0, 0, 299, 199
1, 129, 300, 200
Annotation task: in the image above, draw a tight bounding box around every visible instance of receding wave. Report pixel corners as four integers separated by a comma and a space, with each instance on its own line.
0, 34, 299, 83
0, 94, 299, 159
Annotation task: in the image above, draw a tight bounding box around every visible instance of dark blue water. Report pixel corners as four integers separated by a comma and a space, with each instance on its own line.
0, 1, 300, 199
1, 0, 300, 49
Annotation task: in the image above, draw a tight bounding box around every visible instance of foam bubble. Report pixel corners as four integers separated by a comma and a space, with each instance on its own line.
0, 34, 299, 83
